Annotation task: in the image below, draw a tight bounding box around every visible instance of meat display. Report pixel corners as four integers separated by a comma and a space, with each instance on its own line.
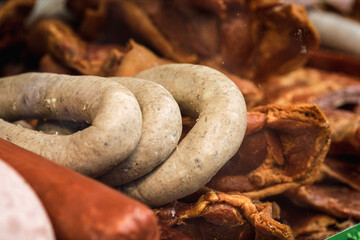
0, 0, 359, 239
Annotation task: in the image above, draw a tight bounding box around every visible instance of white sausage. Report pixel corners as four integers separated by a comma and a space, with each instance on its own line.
121, 64, 248, 207
0, 73, 142, 177
309, 10, 360, 56
98, 77, 182, 185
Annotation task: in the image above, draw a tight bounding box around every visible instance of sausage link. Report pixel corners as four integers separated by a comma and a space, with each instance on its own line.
0, 138, 160, 240
0, 72, 142, 177
31, 77, 182, 185
121, 64, 247, 207
0, 159, 55, 240
98, 77, 182, 185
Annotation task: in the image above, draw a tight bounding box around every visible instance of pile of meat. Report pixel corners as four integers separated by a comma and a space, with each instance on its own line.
1, 0, 359, 239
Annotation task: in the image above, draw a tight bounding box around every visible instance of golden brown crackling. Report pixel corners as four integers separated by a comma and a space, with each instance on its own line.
265, 67, 360, 155
208, 104, 331, 199
155, 191, 294, 239
247, 104, 331, 186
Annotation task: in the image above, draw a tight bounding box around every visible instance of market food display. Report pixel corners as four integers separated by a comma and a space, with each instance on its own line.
1, 0, 360, 239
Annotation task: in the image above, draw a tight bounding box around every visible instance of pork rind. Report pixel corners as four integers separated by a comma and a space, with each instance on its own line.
155, 190, 294, 240
65, 0, 319, 80
286, 184, 360, 220
262, 68, 360, 237
322, 156, 360, 191
274, 196, 356, 240
265, 67, 360, 156
283, 156, 360, 222
206, 104, 331, 199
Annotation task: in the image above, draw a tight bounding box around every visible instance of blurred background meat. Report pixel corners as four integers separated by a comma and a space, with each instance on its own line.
65, 0, 320, 81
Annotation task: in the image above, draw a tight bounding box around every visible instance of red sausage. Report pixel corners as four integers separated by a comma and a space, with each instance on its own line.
0, 138, 160, 240
0, 160, 55, 240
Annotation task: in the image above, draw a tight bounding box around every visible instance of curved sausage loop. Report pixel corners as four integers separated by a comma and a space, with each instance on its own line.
98, 77, 182, 185
0, 73, 142, 177
121, 64, 248, 207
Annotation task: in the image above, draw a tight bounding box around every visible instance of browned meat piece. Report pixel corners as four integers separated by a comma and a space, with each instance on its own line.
155, 191, 294, 240
322, 156, 360, 191
65, 0, 319, 80
286, 184, 360, 220
68, 0, 198, 63
114, 40, 172, 77
0, 0, 36, 76
159, 224, 192, 240
311, 109, 360, 155
29, 19, 263, 108
282, 156, 360, 237
206, 104, 331, 199
0, 0, 35, 49
265, 67, 360, 155
275, 196, 356, 240
37, 38, 172, 77
183, 0, 227, 16
39, 54, 78, 75
214, 1, 319, 80
264, 67, 360, 106
307, 49, 360, 77
27, 18, 174, 77
27, 18, 126, 76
